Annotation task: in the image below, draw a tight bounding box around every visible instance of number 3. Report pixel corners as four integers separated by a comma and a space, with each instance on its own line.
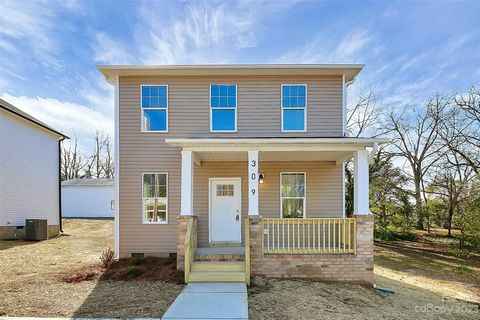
251, 160, 256, 167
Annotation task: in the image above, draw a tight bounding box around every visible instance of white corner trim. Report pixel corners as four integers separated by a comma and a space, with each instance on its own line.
114, 75, 120, 257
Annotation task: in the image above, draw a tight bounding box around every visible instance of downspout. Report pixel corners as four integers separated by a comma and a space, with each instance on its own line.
58, 137, 66, 233
368, 141, 379, 163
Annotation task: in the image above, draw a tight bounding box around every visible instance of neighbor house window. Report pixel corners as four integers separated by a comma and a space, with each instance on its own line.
210, 84, 237, 132
280, 172, 306, 218
142, 173, 168, 223
141, 85, 168, 132
281, 84, 307, 131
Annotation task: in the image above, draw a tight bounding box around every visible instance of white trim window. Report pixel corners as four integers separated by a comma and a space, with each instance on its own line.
210, 84, 237, 132
142, 173, 168, 224
281, 84, 307, 132
280, 172, 306, 218
141, 84, 168, 132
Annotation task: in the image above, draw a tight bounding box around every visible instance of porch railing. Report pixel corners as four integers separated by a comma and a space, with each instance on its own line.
184, 218, 195, 283
263, 218, 356, 254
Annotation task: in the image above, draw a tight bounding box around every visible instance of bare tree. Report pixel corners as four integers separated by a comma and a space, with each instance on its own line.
61, 131, 114, 180
347, 89, 382, 137
436, 87, 480, 173
382, 95, 448, 229
61, 137, 86, 180
428, 151, 475, 236
103, 138, 115, 178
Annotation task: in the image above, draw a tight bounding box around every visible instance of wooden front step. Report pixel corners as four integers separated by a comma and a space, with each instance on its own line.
188, 271, 246, 282
195, 247, 245, 262
188, 261, 247, 283
192, 261, 245, 272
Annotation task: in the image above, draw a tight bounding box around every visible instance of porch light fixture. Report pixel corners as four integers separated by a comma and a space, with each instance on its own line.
259, 173, 265, 184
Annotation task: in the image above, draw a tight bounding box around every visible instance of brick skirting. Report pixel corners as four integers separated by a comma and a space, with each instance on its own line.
247, 215, 374, 285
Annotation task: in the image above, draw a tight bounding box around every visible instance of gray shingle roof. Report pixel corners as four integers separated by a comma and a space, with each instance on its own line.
61, 178, 115, 187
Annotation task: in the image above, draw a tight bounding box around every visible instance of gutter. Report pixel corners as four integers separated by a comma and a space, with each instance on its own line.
58, 137, 66, 233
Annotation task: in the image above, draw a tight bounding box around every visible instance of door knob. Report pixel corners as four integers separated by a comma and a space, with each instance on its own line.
236, 214, 239, 221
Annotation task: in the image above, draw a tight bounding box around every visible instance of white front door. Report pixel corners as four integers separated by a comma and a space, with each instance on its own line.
210, 178, 241, 243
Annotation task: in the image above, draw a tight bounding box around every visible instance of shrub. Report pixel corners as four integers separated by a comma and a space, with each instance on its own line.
125, 266, 143, 277
375, 224, 416, 241
450, 248, 471, 258
100, 248, 115, 269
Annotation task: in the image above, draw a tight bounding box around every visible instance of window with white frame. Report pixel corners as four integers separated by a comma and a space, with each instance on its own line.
210, 84, 237, 131
142, 173, 168, 223
141, 85, 168, 132
281, 84, 307, 131
280, 172, 305, 218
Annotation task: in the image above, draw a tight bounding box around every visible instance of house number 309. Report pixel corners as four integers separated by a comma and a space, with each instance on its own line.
250, 160, 257, 196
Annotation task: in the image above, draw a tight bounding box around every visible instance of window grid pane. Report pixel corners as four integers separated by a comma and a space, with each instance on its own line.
211, 85, 236, 108
141, 85, 168, 109
282, 85, 306, 109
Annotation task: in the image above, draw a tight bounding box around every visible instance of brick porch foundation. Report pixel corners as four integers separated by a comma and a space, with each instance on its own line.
247, 215, 374, 286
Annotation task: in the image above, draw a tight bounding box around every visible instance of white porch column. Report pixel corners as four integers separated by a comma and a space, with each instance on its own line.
248, 150, 259, 216
180, 150, 194, 216
353, 150, 371, 215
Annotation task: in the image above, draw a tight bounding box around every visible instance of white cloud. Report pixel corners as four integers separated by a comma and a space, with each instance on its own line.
276, 29, 375, 64
92, 1, 294, 65
0, 93, 114, 152
93, 32, 136, 65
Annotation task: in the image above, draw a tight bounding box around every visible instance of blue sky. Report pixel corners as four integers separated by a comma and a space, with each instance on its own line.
1, 0, 479, 151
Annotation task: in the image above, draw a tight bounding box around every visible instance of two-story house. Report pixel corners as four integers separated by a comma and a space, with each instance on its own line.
98, 64, 386, 285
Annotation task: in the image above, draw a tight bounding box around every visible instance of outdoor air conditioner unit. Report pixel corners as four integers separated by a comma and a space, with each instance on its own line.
25, 219, 48, 241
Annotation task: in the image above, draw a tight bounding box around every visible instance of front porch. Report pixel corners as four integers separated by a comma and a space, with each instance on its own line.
168, 138, 384, 285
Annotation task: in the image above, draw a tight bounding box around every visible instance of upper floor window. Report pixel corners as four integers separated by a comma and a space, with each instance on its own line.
141, 85, 168, 132
142, 173, 168, 224
281, 84, 307, 132
210, 84, 237, 132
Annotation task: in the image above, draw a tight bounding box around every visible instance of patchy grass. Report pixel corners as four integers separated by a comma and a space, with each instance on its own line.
0, 219, 184, 318
249, 230, 479, 319
374, 230, 480, 304
248, 277, 479, 320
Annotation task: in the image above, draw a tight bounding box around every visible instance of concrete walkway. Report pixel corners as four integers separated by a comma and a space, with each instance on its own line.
162, 283, 248, 320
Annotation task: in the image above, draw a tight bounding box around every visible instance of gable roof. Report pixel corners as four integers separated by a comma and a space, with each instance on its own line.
97, 64, 364, 84
0, 98, 69, 139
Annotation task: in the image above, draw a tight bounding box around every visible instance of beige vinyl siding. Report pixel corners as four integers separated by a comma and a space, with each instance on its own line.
118, 75, 344, 255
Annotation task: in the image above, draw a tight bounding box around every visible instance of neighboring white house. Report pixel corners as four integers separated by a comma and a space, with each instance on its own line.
62, 178, 115, 218
0, 98, 68, 239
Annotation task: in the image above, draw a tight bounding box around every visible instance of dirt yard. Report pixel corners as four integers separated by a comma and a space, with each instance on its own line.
1, 220, 478, 319
249, 232, 479, 320
0, 219, 184, 318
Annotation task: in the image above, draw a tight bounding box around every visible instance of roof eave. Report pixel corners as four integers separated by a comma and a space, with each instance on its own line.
97, 64, 364, 84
